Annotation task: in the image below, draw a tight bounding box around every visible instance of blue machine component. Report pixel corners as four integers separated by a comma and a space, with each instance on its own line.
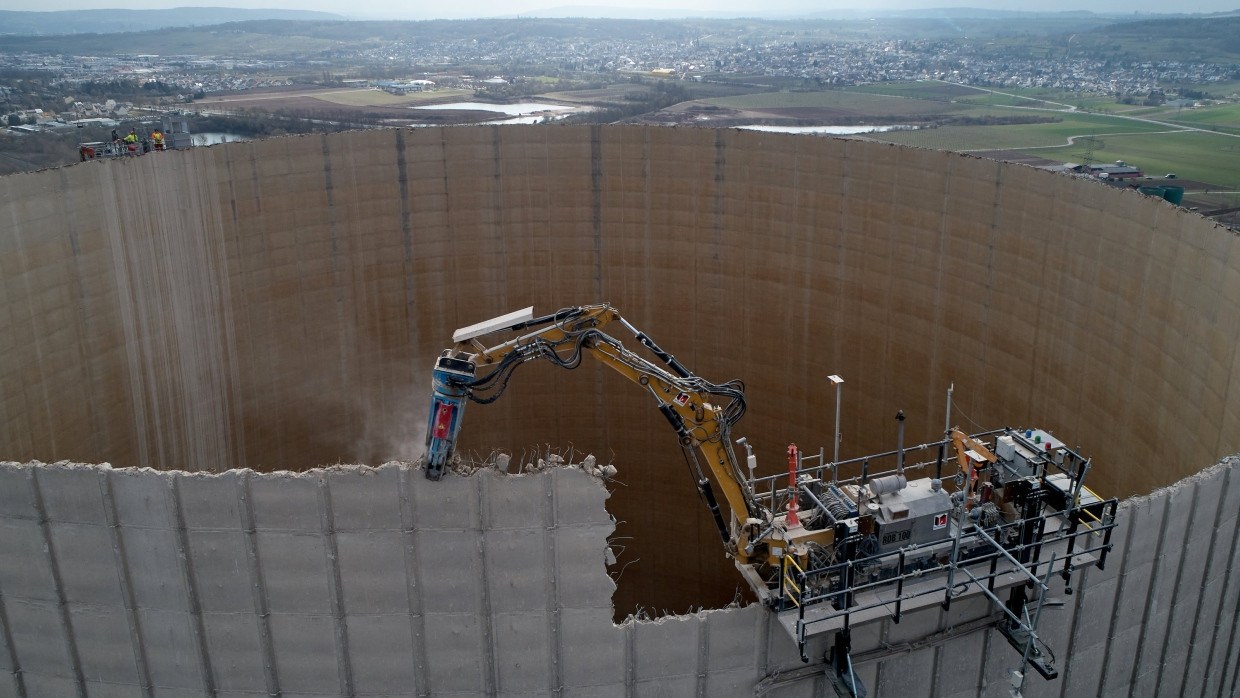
424, 355, 476, 480
826, 484, 859, 518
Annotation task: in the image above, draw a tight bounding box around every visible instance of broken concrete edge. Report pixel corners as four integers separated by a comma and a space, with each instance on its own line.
1115, 453, 1240, 513
446, 448, 621, 479
0, 451, 620, 482
0, 455, 699, 623
5, 454, 1235, 622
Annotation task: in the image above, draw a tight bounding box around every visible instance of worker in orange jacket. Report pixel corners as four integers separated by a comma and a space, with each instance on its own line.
151, 129, 165, 151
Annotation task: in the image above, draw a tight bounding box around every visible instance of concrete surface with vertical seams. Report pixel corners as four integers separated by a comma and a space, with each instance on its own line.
3, 124, 1240, 693
0, 458, 1236, 696
5, 125, 1240, 616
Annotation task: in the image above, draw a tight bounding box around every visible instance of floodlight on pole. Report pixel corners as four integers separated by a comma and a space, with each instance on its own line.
945, 383, 954, 433
828, 375, 843, 469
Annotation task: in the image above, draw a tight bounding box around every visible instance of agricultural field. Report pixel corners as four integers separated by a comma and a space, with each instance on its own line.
191, 86, 473, 117
671, 81, 1240, 188
1159, 102, 1240, 129
700, 89, 962, 117
952, 92, 1057, 109
541, 84, 655, 104
309, 88, 471, 107
540, 79, 751, 105
692, 87, 1177, 140
844, 81, 978, 100
1104, 106, 1166, 117
873, 110, 1174, 150
1100, 102, 1240, 137
1023, 130, 1240, 188
845, 82, 1125, 112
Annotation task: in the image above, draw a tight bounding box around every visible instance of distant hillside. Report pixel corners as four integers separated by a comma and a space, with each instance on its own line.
0, 7, 346, 36
0, 15, 1152, 58
516, 9, 1136, 39
1086, 15, 1240, 62
1, 14, 1238, 60
512, 6, 752, 19
808, 7, 1107, 19
1096, 14, 1240, 42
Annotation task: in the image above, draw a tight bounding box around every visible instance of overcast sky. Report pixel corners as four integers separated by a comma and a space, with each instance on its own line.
2, 1, 1237, 19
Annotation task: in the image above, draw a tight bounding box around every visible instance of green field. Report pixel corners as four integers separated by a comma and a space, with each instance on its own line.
702, 89, 961, 116
845, 81, 977, 101
1023, 131, 1240, 186
542, 84, 654, 103
544, 79, 755, 104
847, 82, 1090, 110
1106, 106, 1165, 117
866, 103, 1240, 186
691, 81, 1240, 186
862, 109, 1169, 150
846, 81, 1202, 116
1159, 102, 1240, 128
312, 88, 470, 106
954, 92, 1057, 109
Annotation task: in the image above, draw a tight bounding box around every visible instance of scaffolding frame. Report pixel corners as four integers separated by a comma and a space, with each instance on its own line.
752, 427, 1118, 690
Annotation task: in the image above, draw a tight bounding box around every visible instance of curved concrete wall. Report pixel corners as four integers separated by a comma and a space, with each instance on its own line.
2, 125, 1239, 618
0, 459, 1236, 697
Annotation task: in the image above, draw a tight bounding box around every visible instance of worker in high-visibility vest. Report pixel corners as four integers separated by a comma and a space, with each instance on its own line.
124, 128, 138, 152
151, 129, 165, 151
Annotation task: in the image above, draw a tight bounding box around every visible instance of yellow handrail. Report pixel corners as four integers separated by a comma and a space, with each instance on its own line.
782, 555, 804, 607
1074, 485, 1105, 527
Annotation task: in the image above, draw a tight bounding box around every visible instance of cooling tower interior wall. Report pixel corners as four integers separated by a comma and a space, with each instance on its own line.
1, 458, 1237, 697
2, 124, 1239, 618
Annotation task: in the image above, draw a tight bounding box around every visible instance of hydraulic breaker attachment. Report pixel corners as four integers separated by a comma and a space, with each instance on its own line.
424, 355, 475, 480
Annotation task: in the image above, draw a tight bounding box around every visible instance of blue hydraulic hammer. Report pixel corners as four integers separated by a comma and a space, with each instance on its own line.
424, 354, 476, 480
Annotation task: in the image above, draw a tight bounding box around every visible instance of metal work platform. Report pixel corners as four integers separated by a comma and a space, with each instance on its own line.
738, 425, 1118, 695
776, 514, 1106, 641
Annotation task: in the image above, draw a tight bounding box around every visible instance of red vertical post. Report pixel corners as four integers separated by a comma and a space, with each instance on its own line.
787, 443, 800, 526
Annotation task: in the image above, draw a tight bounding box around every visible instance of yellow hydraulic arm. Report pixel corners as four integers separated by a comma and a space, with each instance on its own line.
950, 427, 998, 472
950, 427, 998, 507
428, 304, 762, 553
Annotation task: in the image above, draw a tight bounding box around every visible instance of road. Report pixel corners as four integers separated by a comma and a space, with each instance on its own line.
932, 80, 1240, 153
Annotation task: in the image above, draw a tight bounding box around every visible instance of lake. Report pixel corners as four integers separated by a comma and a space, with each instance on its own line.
412, 102, 576, 117
192, 132, 248, 146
